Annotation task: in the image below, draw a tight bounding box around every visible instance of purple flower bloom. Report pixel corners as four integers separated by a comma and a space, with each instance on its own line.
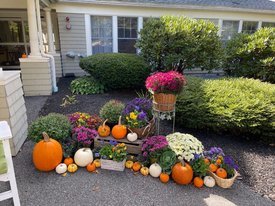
224, 156, 238, 170
141, 136, 168, 157
138, 111, 146, 120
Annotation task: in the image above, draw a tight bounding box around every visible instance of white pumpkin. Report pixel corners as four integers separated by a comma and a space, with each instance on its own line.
149, 163, 162, 178
55, 163, 67, 174
74, 148, 94, 167
204, 176, 216, 187
127, 132, 138, 142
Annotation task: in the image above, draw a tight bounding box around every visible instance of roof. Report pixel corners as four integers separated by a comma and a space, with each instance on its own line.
59, 0, 275, 11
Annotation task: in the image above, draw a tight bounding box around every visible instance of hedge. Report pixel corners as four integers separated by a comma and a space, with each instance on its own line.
79, 53, 150, 90
176, 77, 275, 143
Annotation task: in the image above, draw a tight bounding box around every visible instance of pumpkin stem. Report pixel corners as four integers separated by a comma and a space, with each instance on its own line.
180, 159, 185, 166
118, 116, 122, 125
103, 119, 108, 127
42, 132, 50, 142
128, 128, 134, 134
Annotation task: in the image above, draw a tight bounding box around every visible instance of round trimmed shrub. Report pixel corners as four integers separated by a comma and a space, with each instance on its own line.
176, 77, 275, 143
70, 76, 104, 94
99, 100, 125, 124
79, 53, 150, 90
28, 113, 72, 143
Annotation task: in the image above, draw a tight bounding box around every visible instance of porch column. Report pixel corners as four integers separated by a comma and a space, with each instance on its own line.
27, 0, 41, 57
44, 7, 55, 54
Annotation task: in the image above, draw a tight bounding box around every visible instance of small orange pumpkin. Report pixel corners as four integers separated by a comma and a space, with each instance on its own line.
98, 119, 110, 137
160, 173, 170, 183
132, 162, 141, 172
32, 132, 63, 172
111, 116, 127, 139
204, 158, 210, 165
21, 53, 27, 58
171, 161, 193, 185
216, 158, 222, 165
216, 168, 227, 179
86, 162, 96, 172
64, 157, 74, 166
209, 163, 218, 173
194, 177, 204, 188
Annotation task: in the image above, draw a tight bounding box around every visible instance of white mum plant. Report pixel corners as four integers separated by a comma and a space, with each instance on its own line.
166, 132, 204, 162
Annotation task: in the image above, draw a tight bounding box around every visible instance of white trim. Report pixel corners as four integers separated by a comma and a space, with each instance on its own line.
112, 16, 118, 53
218, 19, 223, 36
137, 16, 143, 54
85, 14, 92, 56
258, 21, 262, 29
238, 20, 243, 33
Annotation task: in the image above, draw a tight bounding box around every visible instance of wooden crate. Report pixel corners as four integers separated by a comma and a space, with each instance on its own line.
94, 136, 143, 155
101, 158, 126, 171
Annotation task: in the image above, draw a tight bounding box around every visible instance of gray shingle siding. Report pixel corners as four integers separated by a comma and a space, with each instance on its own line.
61, 0, 275, 11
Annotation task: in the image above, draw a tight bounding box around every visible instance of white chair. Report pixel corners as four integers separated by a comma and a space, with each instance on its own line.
0, 121, 20, 206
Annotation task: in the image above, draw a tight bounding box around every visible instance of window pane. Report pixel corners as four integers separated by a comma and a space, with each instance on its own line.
118, 17, 138, 53
242, 21, 258, 34
91, 16, 113, 54
262, 22, 275, 28
197, 18, 219, 26
118, 39, 136, 53
0, 20, 24, 43
221, 20, 239, 41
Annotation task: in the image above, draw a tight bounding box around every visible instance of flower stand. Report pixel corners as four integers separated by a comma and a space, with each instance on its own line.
153, 108, 176, 135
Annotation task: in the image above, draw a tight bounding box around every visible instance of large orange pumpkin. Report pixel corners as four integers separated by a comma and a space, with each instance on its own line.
111, 116, 127, 139
98, 119, 111, 137
33, 132, 63, 172
171, 162, 193, 185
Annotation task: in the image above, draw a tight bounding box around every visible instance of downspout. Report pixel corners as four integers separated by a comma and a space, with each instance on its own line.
35, 0, 58, 92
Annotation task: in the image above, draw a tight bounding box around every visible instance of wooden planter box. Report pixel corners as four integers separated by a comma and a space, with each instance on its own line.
94, 136, 143, 155
101, 158, 126, 171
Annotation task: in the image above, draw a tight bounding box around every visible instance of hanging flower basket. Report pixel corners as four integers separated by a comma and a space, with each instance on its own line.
153, 93, 177, 112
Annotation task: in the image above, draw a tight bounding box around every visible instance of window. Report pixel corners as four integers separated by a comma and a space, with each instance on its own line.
221, 20, 239, 42
91, 16, 113, 54
0, 19, 29, 68
242, 21, 258, 34
118, 17, 137, 53
262, 22, 275, 28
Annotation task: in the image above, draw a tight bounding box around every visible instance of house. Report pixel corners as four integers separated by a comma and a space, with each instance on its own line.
0, 0, 275, 96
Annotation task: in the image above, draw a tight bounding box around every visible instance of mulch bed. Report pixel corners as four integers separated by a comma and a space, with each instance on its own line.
39, 77, 275, 201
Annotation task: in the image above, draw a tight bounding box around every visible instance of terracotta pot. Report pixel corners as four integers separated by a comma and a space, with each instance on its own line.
129, 118, 155, 139
153, 93, 176, 111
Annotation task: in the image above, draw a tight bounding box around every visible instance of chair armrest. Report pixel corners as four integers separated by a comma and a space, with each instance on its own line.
0, 121, 12, 141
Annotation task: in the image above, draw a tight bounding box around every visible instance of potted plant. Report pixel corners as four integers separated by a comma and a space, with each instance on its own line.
99, 142, 127, 171
68, 112, 102, 129
99, 100, 125, 128
122, 98, 155, 138
204, 147, 239, 188
145, 71, 186, 111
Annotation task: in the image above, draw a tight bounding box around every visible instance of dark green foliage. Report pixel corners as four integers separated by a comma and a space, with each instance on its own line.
70, 76, 104, 94
28, 113, 72, 143
79, 53, 150, 90
224, 28, 275, 83
136, 16, 223, 72
190, 157, 209, 177
176, 77, 275, 143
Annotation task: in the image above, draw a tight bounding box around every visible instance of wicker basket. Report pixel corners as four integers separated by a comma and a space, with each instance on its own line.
207, 170, 239, 189
100, 158, 126, 172
129, 118, 156, 139
153, 93, 177, 112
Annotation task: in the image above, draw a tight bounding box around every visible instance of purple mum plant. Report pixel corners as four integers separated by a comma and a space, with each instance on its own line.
72, 126, 98, 148
141, 136, 168, 160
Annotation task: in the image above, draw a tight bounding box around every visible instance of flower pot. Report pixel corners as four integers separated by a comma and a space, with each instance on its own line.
207, 169, 239, 189
153, 93, 176, 112
129, 118, 155, 139
100, 158, 126, 171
